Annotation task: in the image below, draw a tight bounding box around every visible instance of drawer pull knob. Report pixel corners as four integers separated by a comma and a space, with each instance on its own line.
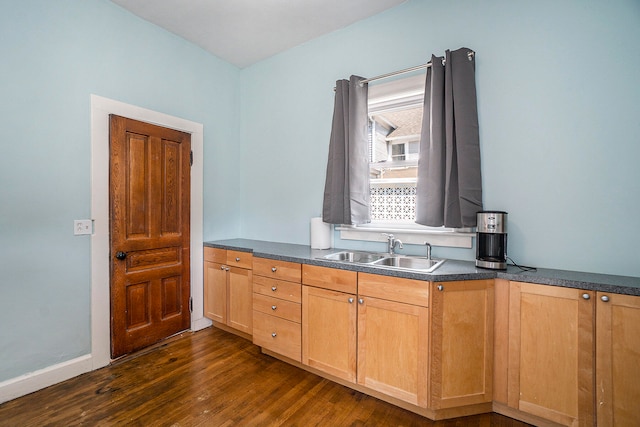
271, 305, 277, 311
271, 286, 277, 292
358, 298, 364, 304
235, 257, 240, 262
220, 266, 225, 270
601, 295, 610, 302
271, 332, 277, 338
348, 297, 354, 304
437, 285, 444, 291
582, 293, 591, 300
271, 267, 277, 272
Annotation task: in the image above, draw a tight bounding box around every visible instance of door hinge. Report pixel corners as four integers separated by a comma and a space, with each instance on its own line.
190, 150, 193, 166
189, 297, 193, 313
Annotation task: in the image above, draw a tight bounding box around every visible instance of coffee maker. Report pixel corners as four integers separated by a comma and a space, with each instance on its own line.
476, 211, 508, 270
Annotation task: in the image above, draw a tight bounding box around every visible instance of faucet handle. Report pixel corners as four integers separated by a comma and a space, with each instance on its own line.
382, 233, 394, 240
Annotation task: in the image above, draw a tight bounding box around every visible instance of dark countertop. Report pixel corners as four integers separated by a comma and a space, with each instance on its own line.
204, 239, 640, 296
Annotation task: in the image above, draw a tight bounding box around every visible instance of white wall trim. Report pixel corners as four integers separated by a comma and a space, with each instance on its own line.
0, 95, 209, 405
0, 355, 92, 404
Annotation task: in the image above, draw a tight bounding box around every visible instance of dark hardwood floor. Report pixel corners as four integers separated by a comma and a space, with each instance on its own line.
0, 327, 532, 426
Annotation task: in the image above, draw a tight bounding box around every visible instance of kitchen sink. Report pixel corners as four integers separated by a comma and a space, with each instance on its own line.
323, 251, 445, 273
323, 251, 386, 263
372, 256, 445, 273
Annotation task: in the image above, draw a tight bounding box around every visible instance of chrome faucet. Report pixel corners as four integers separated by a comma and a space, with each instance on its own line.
424, 242, 432, 260
383, 233, 403, 255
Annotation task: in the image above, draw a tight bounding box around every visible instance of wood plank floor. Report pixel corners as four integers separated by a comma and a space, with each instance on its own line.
0, 327, 533, 426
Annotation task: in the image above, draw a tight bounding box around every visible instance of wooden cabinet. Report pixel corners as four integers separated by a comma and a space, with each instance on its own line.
358, 273, 429, 407
203, 247, 253, 335
301, 265, 357, 382
252, 258, 302, 361
429, 280, 494, 410
302, 267, 429, 406
596, 292, 640, 426
507, 281, 594, 427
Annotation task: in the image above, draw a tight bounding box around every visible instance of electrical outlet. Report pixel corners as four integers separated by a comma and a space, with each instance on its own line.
74, 219, 93, 235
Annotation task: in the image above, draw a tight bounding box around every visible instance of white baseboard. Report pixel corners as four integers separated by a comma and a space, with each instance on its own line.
0, 354, 93, 404
192, 316, 212, 332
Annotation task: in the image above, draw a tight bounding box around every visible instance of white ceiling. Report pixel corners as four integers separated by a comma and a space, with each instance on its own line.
110, 0, 407, 68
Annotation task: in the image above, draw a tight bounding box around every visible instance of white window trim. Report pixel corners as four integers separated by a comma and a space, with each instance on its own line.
341, 73, 474, 249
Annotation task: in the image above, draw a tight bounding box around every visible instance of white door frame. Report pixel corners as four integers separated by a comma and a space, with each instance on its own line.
90, 94, 209, 369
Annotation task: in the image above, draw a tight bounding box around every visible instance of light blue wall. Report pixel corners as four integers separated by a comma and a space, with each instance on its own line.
0, 0, 240, 382
239, 0, 640, 277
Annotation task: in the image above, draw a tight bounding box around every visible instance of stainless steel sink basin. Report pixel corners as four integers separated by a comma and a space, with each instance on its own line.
323, 251, 445, 273
323, 251, 386, 263
372, 256, 445, 273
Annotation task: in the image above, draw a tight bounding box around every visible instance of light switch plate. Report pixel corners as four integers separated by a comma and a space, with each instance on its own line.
74, 219, 93, 235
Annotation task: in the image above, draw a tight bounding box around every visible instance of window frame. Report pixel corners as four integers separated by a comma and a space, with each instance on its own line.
338, 73, 474, 249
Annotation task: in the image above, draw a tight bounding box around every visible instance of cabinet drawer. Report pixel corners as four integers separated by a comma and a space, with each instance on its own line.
253, 258, 301, 283
253, 293, 301, 323
253, 311, 301, 362
253, 275, 301, 303
227, 250, 253, 270
204, 247, 226, 263
358, 272, 429, 307
302, 264, 357, 294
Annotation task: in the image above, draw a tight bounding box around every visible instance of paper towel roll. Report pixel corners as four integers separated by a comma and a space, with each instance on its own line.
310, 217, 332, 249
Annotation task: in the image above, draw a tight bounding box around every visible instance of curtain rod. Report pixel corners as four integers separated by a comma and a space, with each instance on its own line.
358, 50, 475, 86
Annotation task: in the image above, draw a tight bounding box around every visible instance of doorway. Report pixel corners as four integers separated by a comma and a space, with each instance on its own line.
91, 95, 207, 370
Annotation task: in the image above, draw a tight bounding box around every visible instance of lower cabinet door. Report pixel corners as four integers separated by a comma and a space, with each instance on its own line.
508, 282, 594, 426
430, 280, 494, 409
357, 296, 429, 407
302, 285, 357, 382
204, 261, 227, 324
227, 267, 253, 334
596, 292, 640, 426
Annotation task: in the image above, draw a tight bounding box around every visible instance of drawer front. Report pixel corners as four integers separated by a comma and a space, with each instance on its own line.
204, 247, 226, 263
253, 275, 301, 303
302, 264, 357, 294
253, 293, 301, 323
253, 311, 301, 362
253, 257, 301, 283
358, 272, 429, 307
227, 250, 253, 270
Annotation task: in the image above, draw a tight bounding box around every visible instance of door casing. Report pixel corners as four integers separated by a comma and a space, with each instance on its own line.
90, 94, 209, 370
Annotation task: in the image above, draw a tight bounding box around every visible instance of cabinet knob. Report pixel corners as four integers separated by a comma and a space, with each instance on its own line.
582, 293, 591, 300
225, 267, 230, 271
220, 266, 225, 270
437, 285, 444, 291
271, 267, 277, 272
235, 257, 240, 262
271, 332, 277, 338
348, 297, 354, 304
271, 305, 277, 311
601, 295, 610, 302
271, 286, 277, 292
358, 298, 364, 304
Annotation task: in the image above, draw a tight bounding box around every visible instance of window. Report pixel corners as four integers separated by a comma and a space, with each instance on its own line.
338, 74, 474, 248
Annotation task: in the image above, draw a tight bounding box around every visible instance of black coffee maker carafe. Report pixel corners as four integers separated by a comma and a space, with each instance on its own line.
476, 211, 508, 270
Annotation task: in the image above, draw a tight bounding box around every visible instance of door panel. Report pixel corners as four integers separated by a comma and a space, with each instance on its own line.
110, 115, 191, 358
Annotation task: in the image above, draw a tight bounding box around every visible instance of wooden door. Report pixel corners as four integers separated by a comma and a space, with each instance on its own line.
596, 292, 640, 426
508, 282, 594, 427
430, 280, 494, 409
110, 115, 191, 358
301, 285, 357, 382
357, 295, 429, 407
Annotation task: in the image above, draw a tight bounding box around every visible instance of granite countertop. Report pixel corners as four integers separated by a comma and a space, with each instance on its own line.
204, 238, 640, 297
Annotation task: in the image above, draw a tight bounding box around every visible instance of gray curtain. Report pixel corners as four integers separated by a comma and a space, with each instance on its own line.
415, 48, 483, 228
322, 75, 370, 225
